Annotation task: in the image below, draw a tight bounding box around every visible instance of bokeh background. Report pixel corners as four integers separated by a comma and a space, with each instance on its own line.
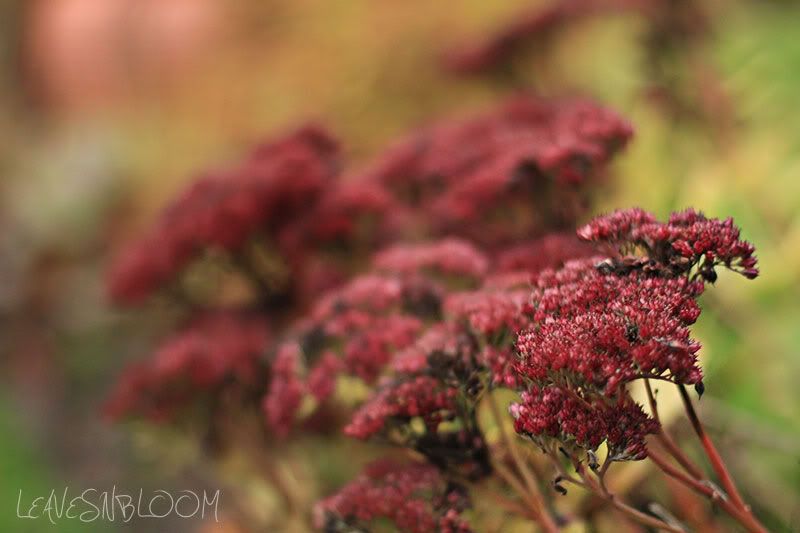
1, 0, 798, 531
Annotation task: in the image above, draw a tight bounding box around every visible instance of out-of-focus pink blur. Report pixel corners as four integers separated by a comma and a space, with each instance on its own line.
24, 0, 229, 111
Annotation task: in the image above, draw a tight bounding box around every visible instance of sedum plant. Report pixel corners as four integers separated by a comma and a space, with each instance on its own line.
105, 93, 767, 531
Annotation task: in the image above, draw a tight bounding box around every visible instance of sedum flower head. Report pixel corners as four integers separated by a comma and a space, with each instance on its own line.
315, 460, 472, 533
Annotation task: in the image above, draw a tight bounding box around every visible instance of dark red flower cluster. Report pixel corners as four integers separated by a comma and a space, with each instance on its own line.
511, 208, 758, 462
511, 385, 658, 460
443, 0, 637, 77
262, 343, 306, 438
314, 460, 471, 533
259, 342, 349, 438
446, 288, 531, 389
519, 258, 705, 391
107, 125, 340, 305
446, 288, 532, 341
356, 95, 633, 244
344, 376, 459, 440
104, 311, 269, 422
294, 274, 428, 384
270, 230, 601, 450
577, 207, 759, 281
105, 96, 636, 523
495, 233, 596, 274
280, 232, 588, 424
108, 96, 631, 310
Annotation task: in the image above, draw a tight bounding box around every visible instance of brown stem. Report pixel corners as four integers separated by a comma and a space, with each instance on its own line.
546, 446, 585, 488
487, 392, 560, 533
491, 460, 542, 522
472, 479, 536, 521
491, 493, 537, 520
644, 379, 705, 479
593, 453, 613, 495
571, 458, 683, 532
240, 435, 298, 515
609, 496, 685, 533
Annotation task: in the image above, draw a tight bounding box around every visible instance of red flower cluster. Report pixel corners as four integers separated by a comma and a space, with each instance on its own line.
104, 311, 269, 422
279, 233, 593, 431
446, 288, 532, 341
314, 461, 471, 533
511, 385, 658, 460
519, 258, 705, 392
344, 376, 459, 440
262, 343, 306, 438
256, 228, 606, 457
108, 96, 631, 310
578, 207, 759, 281
356, 96, 633, 244
444, 0, 635, 76
495, 233, 595, 274
260, 342, 349, 438
294, 274, 427, 384
511, 208, 758, 462
107, 126, 340, 305
105, 96, 637, 528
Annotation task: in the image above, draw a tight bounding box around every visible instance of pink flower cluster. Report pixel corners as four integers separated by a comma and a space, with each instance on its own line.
275, 233, 592, 434
373, 239, 489, 282
294, 274, 427, 383
495, 232, 596, 274
314, 461, 471, 533
260, 342, 349, 438
262, 343, 306, 438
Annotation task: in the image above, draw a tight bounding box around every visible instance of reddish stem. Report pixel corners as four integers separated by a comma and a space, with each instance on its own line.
644, 379, 705, 480
677, 385, 769, 533
572, 459, 683, 532
678, 385, 744, 507
649, 448, 768, 533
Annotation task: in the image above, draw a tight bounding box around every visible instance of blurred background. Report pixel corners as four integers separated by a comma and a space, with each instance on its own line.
0, 0, 798, 531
